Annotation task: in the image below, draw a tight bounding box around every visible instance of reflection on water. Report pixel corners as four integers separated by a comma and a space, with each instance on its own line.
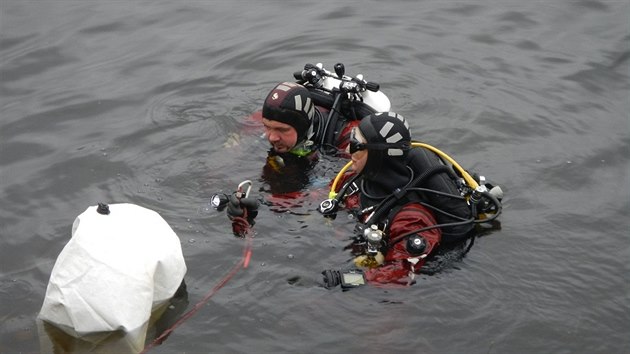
38, 283, 189, 354
39, 321, 147, 354
1, 1, 629, 353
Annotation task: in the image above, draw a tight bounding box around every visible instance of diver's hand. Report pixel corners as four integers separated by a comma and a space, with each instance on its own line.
239, 197, 259, 223
227, 194, 258, 222
226, 193, 244, 218
227, 193, 258, 237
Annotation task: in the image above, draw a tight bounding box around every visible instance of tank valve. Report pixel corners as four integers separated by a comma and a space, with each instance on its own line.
364, 225, 384, 256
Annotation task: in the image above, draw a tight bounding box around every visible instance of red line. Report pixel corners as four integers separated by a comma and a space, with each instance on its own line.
141, 235, 253, 353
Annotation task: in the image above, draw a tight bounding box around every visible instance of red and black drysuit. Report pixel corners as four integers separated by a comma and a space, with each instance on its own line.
328, 111, 473, 285
333, 172, 442, 286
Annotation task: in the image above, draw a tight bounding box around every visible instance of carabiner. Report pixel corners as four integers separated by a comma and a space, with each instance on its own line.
237, 180, 252, 199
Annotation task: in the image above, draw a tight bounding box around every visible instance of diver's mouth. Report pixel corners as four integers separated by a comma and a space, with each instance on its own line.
273, 144, 289, 153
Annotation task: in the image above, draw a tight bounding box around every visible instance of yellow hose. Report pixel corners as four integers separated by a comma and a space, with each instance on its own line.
329, 160, 354, 199
328, 142, 479, 199
411, 142, 479, 189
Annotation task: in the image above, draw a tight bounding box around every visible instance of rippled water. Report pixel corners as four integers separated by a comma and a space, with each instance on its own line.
1, 1, 629, 353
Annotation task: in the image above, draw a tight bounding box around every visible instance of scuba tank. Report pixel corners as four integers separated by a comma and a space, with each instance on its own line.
402, 146, 475, 241
293, 63, 391, 151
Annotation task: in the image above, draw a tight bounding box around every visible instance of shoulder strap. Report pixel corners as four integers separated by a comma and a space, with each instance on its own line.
406, 148, 474, 242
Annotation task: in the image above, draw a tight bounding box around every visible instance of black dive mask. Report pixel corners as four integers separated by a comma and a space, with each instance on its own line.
349, 127, 411, 154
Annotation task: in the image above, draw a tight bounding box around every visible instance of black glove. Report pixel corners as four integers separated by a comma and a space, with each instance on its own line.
226, 193, 258, 225
226, 193, 258, 237
321, 270, 342, 289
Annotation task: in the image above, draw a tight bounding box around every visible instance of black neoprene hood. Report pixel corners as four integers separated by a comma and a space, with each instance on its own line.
262, 82, 314, 141
358, 112, 411, 180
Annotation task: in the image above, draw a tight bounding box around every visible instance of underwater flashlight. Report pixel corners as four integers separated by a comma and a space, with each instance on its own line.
210, 193, 229, 211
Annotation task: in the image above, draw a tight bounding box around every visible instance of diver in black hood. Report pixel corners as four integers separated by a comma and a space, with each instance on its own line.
321, 112, 503, 286
356, 111, 475, 239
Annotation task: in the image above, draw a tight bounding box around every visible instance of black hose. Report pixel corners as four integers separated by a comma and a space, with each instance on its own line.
418, 201, 472, 222
389, 218, 476, 245
406, 187, 466, 201
367, 164, 454, 224
388, 189, 503, 246
334, 173, 362, 204
322, 93, 342, 149
472, 190, 502, 223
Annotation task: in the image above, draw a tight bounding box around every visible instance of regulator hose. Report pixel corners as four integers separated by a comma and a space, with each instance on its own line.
366, 164, 456, 224
322, 94, 343, 153
329, 160, 354, 199
388, 189, 503, 246
321, 172, 362, 216
474, 188, 503, 220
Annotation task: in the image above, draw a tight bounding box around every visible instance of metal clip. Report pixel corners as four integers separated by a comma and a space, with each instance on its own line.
236, 180, 252, 199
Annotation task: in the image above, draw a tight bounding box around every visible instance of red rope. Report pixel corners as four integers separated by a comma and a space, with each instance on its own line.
141, 233, 253, 353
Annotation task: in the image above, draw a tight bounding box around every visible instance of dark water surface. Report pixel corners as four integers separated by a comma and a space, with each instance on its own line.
1, 1, 629, 353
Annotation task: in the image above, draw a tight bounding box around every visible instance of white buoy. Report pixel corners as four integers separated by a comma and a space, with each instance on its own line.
38, 203, 187, 350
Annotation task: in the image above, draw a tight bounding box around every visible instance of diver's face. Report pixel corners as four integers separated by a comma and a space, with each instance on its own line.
262, 118, 298, 153
349, 128, 368, 173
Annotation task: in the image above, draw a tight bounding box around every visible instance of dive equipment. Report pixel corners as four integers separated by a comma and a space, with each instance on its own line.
212, 180, 259, 237
340, 269, 366, 289
319, 172, 361, 216
235, 180, 252, 199
292, 62, 391, 153
211, 193, 229, 211
364, 224, 384, 261
406, 235, 427, 256
321, 269, 366, 290
353, 224, 385, 268
40, 203, 187, 343
322, 141, 503, 261
211, 180, 253, 211
293, 63, 390, 113
326, 142, 497, 213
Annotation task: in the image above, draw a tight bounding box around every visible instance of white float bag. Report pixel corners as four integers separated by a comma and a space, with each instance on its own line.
38, 203, 187, 337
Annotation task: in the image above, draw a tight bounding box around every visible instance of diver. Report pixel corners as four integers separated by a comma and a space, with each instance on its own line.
319, 112, 503, 287
225, 63, 390, 235
259, 63, 390, 189
261, 63, 387, 157
258, 81, 332, 195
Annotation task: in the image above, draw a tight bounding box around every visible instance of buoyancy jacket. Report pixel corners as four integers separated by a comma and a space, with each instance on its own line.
335, 172, 441, 285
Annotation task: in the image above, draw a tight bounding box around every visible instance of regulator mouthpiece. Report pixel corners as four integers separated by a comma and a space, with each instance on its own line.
318, 198, 339, 216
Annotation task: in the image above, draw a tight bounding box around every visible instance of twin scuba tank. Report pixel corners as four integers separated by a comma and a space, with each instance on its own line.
294, 63, 391, 121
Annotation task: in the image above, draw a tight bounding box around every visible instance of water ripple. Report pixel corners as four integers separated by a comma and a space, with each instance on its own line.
1, 1, 629, 353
